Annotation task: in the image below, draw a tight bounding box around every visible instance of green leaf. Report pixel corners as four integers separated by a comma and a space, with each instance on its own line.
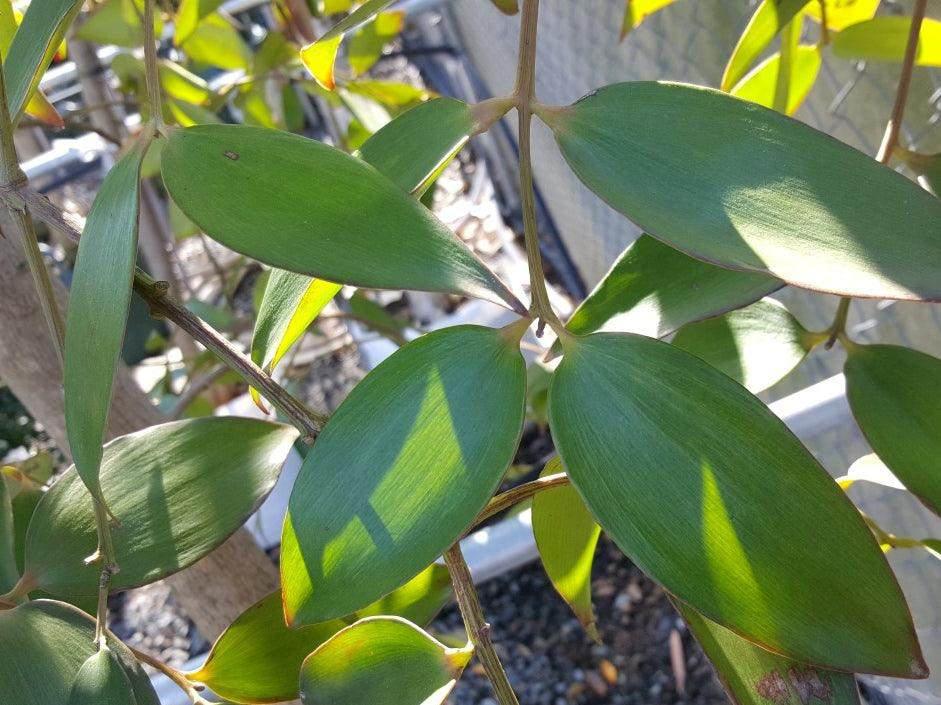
0, 477, 17, 593
677, 601, 862, 705
0, 600, 158, 705
731, 45, 821, 115
68, 646, 137, 705
805, 0, 878, 31
620, 0, 678, 40
833, 17, 941, 66
4, 0, 82, 124
349, 291, 408, 345
75, 0, 162, 49
189, 563, 452, 704
488, 0, 518, 14
548, 332, 923, 676
174, 0, 225, 44
721, 0, 811, 91
21, 417, 297, 597
842, 453, 904, 492
844, 343, 941, 518
671, 299, 821, 393
282, 324, 526, 624
0, 0, 62, 128
299, 617, 473, 705
111, 54, 213, 106
64, 131, 151, 507
564, 235, 780, 340
532, 456, 601, 640
161, 124, 523, 313
541, 82, 941, 302
180, 12, 252, 70
348, 10, 404, 75
3, 457, 52, 574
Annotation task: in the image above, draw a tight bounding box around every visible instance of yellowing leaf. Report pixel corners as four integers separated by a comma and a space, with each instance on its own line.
832, 16, 941, 66
805, 0, 879, 31
621, 0, 677, 40
488, 0, 518, 14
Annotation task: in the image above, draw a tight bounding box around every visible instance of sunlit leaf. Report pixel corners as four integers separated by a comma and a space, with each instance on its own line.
345, 79, 431, 108
162, 125, 524, 313
532, 456, 601, 640
64, 131, 152, 508
805, 0, 879, 31
0, 0, 62, 127
75, 0, 162, 49
845, 343, 941, 517
0, 477, 16, 593
620, 0, 677, 40
678, 601, 862, 705
181, 12, 252, 70
0, 600, 158, 705
832, 17, 941, 66
731, 45, 821, 115
842, 453, 905, 492
167, 98, 222, 126
671, 298, 822, 393
549, 332, 923, 675
3, 457, 51, 574
299, 617, 473, 705
282, 324, 526, 624
189, 563, 452, 703
541, 82, 941, 301
20, 418, 297, 597
174, 0, 225, 44
721, 0, 811, 91
68, 646, 137, 705
896, 148, 940, 196
348, 10, 404, 75
112, 54, 214, 106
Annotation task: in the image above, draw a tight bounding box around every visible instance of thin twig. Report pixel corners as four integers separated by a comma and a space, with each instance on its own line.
471, 471, 569, 529
131, 647, 210, 705
170, 365, 229, 419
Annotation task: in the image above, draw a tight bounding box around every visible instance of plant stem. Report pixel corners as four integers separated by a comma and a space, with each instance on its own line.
131, 647, 210, 705
443, 544, 520, 705
0, 60, 66, 368
772, 19, 797, 114
472, 471, 568, 528
816, 0, 829, 47
514, 0, 561, 337
823, 295, 851, 349
142, 0, 164, 129
0, 185, 327, 441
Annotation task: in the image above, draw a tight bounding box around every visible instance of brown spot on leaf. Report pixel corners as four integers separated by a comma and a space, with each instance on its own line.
223, 150, 239, 160
756, 670, 789, 702
788, 667, 832, 704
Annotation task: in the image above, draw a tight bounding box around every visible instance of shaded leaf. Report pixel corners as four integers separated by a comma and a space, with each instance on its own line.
3, 458, 51, 573
805, 0, 879, 31
549, 332, 923, 676
174, 0, 225, 44
75, 0, 162, 49
621, 0, 678, 40
21, 418, 297, 597
541, 82, 941, 301
845, 344, 941, 517
64, 131, 152, 507
299, 617, 473, 705
189, 563, 452, 703
677, 601, 861, 705
721, 0, 811, 90
671, 298, 821, 393
731, 45, 821, 115
488, 0, 518, 14
282, 324, 526, 624
0, 477, 17, 593
349, 291, 409, 345
833, 17, 941, 66
180, 12, 252, 70
0, 600, 158, 705
532, 456, 600, 640
0, 0, 62, 127
68, 646, 137, 705
162, 125, 523, 313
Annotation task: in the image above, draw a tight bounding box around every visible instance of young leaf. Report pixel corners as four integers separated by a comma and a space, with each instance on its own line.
549, 332, 923, 676
348, 11, 404, 76
75, 0, 162, 49
174, 0, 225, 44
540, 82, 941, 302
0, 600, 158, 705
832, 17, 941, 66
620, 0, 677, 40
671, 298, 822, 393
3, 0, 82, 124
282, 324, 526, 625
20, 418, 297, 597
721, 0, 811, 91
677, 601, 862, 705
0, 0, 62, 128
68, 646, 137, 705
844, 344, 941, 517
189, 564, 452, 704
162, 125, 523, 313
488, 0, 518, 14
564, 235, 781, 340
532, 456, 601, 640
731, 45, 822, 116
805, 0, 878, 31
0, 477, 17, 593
179, 12, 252, 70
64, 131, 152, 508
298, 617, 473, 705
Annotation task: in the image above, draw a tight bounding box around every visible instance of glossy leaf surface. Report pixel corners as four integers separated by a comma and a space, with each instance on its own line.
532, 456, 600, 639
68, 647, 137, 705
282, 324, 526, 625
543, 82, 941, 301
678, 602, 861, 705
23, 418, 297, 596
162, 125, 522, 312
64, 132, 150, 505
299, 617, 473, 705
845, 344, 941, 517
621, 0, 677, 39
731, 45, 821, 116
671, 299, 820, 393
0, 600, 158, 705
833, 17, 941, 66
190, 564, 452, 704
721, 0, 810, 91
549, 332, 922, 675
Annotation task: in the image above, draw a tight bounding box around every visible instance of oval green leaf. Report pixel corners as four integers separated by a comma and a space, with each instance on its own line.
0, 600, 158, 705
21, 417, 297, 597
549, 332, 923, 676
671, 298, 821, 393
68, 646, 137, 705
282, 324, 526, 625
161, 124, 523, 313
731, 45, 822, 116
542, 82, 941, 301
677, 601, 862, 705
189, 563, 452, 704
532, 456, 601, 640
299, 616, 473, 705
844, 343, 941, 517
64, 131, 151, 507
832, 17, 941, 66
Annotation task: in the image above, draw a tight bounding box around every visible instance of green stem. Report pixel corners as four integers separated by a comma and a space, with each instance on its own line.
89, 499, 118, 648
823, 296, 850, 349
471, 471, 568, 529
443, 545, 520, 705
772, 19, 797, 114
142, 0, 164, 129
131, 647, 211, 704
